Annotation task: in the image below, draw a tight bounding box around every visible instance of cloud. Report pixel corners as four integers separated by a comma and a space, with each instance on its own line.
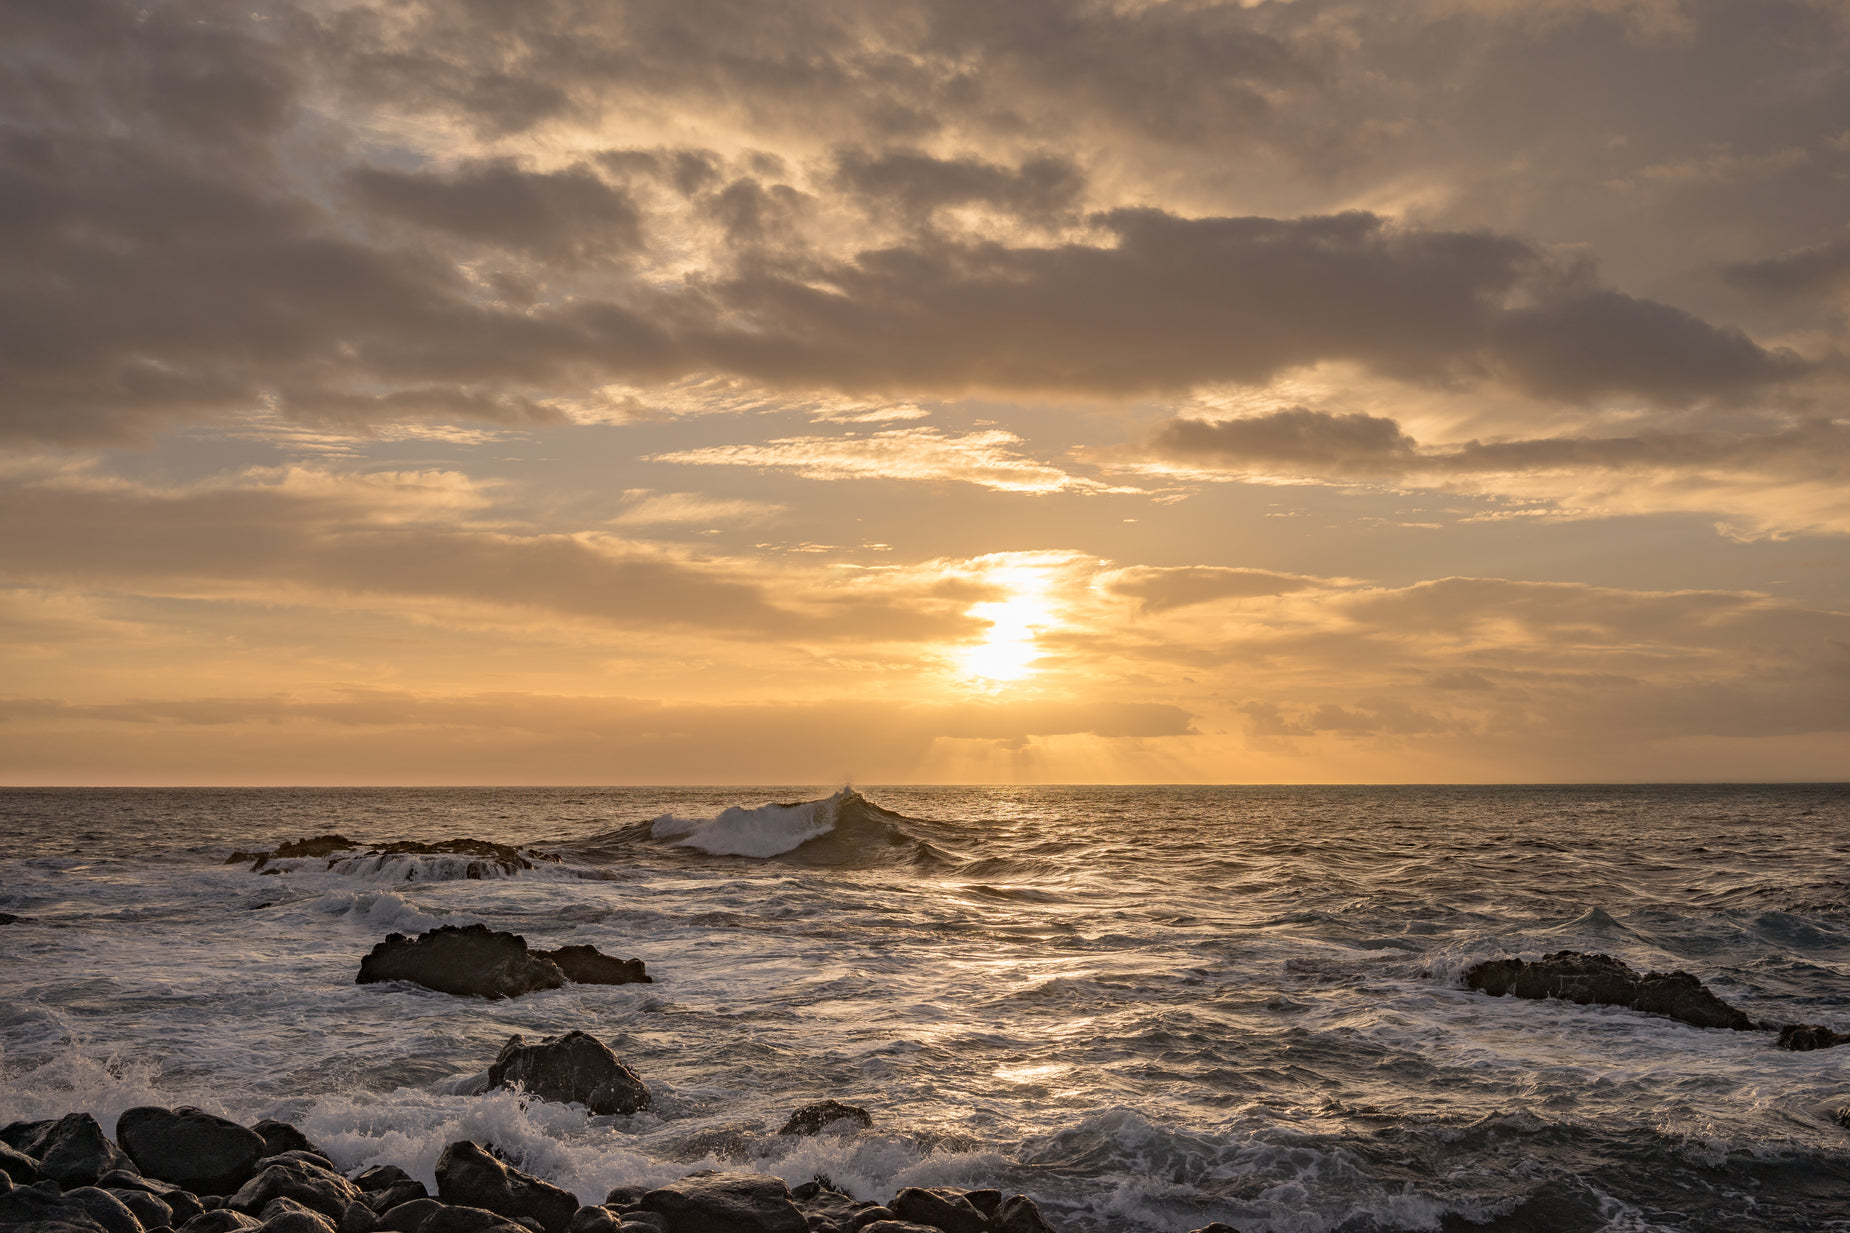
612, 491, 784, 526
1724, 241, 1850, 299
651, 427, 1140, 494
348, 160, 644, 260
1106, 565, 1322, 612
832, 148, 1085, 224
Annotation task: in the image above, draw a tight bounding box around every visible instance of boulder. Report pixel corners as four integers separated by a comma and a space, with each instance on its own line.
857, 1224, 940, 1233
1464, 951, 1759, 1032
419, 1205, 532, 1233
533, 946, 649, 987
4, 1114, 136, 1187
118, 1107, 267, 1196
960, 1193, 1000, 1220
434, 1142, 579, 1233
888, 1188, 987, 1233
249, 1125, 327, 1167
0, 1180, 112, 1233
615, 1216, 666, 1233
565, 1207, 619, 1233
101, 1173, 206, 1225
357, 926, 567, 1000
338, 1204, 380, 1233
180, 1212, 263, 1233
485, 1033, 651, 1116
227, 1162, 362, 1223
637, 1172, 808, 1233
108, 1185, 175, 1230
62, 1187, 145, 1233
842, 1212, 897, 1233
777, 1102, 871, 1137
0, 1139, 41, 1183
359, 1180, 427, 1215
1187, 1226, 1246, 1233
351, 1169, 414, 1196
375, 1198, 443, 1233
992, 1195, 1056, 1233
1778, 1023, 1848, 1050
601, 1188, 647, 1211
258, 1197, 336, 1233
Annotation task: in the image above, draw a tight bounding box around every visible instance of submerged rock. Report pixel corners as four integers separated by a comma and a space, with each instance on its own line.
434, 1142, 579, 1233
117, 1106, 267, 1196
637, 1172, 808, 1233
486, 1032, 652, 1115
1778, 1023, 1848, 1050
0, 912, 20, 925
357, 925, 567, 999
228, 835, 555, 880
535, 945, 649, 987
777, 1101, 872, 1137
1463, 950, 1760, 1031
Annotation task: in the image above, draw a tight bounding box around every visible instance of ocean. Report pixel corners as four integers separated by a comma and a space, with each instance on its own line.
2, 784, 1849, 1232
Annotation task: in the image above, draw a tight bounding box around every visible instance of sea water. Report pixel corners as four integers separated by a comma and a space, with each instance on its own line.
2, 785, 1849, 1232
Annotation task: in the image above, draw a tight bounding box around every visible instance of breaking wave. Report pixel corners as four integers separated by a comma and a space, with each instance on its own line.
648, 788, 947, 866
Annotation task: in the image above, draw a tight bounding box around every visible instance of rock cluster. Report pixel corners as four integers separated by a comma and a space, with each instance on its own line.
1464, 949, 1847, 1049
226, 836, 559, 881
356, 925, 650, 999
0, 1110, 1250, 1233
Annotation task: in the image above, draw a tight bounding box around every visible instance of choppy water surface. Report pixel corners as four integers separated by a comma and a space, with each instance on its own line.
3, 785, 1850, 1232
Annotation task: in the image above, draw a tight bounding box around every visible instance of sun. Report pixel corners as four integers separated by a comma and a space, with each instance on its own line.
956, 596, 1050, 683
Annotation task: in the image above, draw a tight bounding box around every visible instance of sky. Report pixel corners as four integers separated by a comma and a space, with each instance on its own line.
2, 0, 1848, 784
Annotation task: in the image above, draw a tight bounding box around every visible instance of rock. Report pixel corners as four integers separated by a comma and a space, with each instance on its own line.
108, 1186, 175, 1230
532, 946, 650, 986
61, 1187, 145, 1233
358, 925, 568, 1000
227, 1162, 362, 1224
601, 1188, 647, 1211
1, 1139, 41, 1183
1463, 951, 1759, 1032
180, 1212, 263, 1233
992, 1195, 1055, 1233
359, 1181, 428, 1215
254, 1155, 338, 1177
250, 1126, 325, 1167
1778, 1023, 1848, 1050
777, 1103, 871, 1138
259, 1197, 336, 1233
485, 1032, 651, 1116
960, 1193, 1000, 1220
5, 1114, 137, 1188
614, 1217, 667, 1233
565, 1207, 619, 1233
0, 1181, 111, 1233
118, 1107, 267, 1196
842, 1211, 896, 1233
101, 1175, 206, 1226
337, 1199, 381, 1233
375, 1198, 443, 1233
434, 1142, 579, 1233
887, 1188, 987, 1233
856, 1223, 941, 1233
351, 1169, 413, 1196
0, 912, 22, 924
637, 1172, 808, 1233
419, 1206, 531, 1233
1187, 1225, 1246, 1233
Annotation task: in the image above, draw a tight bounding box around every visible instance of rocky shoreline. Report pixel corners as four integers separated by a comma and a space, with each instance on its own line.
0, 1104, 1251, 1233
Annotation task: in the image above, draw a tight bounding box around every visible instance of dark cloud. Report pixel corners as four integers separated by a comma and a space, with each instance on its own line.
1108, 565, 1321, 613
833, 148, 1085, 224
1151, 409, 1417, 472
349, 160, 643, 260
1724, 241, 1850, 299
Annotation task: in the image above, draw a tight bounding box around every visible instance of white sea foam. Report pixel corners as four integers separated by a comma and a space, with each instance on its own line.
310, 889, 452, 934
650, 788, 850, 857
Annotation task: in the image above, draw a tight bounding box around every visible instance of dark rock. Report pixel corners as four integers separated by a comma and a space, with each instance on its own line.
1187, 1225, 1246, 1233
228, 1163, 362, 1223
0, 912, 19, 924
358, 926, 567, 1000
254, 1155, 337, 1177
1778, 1023, 1848, 1050
259, 1198, 336, 1233
351, 1169, 414, 1196
614, 1215, 667, 1233
375, 1199, 443, 1233
887, 1188, 987, 1233
532, 946, 649, 987
792, 1189, 874, 1232
1, 1139, 41, 1183
601, 1189, 647, 1212
360, 1182, 428, 1215
434, 1142, 578, 1233
62, 1187, 144, 1233
118, 1107, 267, 1197
842, 1211, 896, 1233
565, 1207, 618, 1233
250, 1126, 325, 1167
1463, 951, 1759, 1032
485, 1032, 651, 1116
7, 1114, 137, 1188
777, 1103, 871, 1138
960, 1193, 1000, 1220
178, 1218, 259, 1233
418, 1206, 530, 1233
992, 1195, 1054, 1233
0, 1182, 110, 1233
637, 1171, 808, 1233
337, 1199, 381, 1233
856, 1223, 941, 1233
109, 1187, 175, 1230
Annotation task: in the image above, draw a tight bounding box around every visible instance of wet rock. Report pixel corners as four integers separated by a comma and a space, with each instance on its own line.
565, 1206, 619, 1233
960, 1192, 1000, 1220
614, 1216, 666, 1233
485, 1032, 651, 1116
108, 1186, 175, 1230
359, 1181, 428, 1215
249, 1126, 325, 1167
180, 1211, 263, 1233
351, 1169, 413, 1196
1463, 951, 1759, 1031
0, 1181, 111, 1233
118, 1107, 267, 1196
637, 1171, 808, 1233
3, 1114, 137, 1187
777, 1102, 871, 1138
62, 1187, 144, 1233
0, 912, 19, 924
842, 1211, 896, 1233
888, 1188, 987, 1233
228, 1162, 362, 1224
358, 925, 568, 1000
1777, 1023, 1848, 1050
258, 1197, 336, 1233
99, 1178, 205, 1228
419, 1205, 531, 1233
600, 1189, 647, 1211
337, 1198, 381, 1233
1, 1139, 41, 1183
375, 1198, 443, 1233
533, 946, 649, 986
434, 1142, 578, 1233
991, 1195, 1055, 1233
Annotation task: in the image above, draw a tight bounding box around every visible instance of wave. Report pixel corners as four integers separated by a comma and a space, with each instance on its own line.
648, 788, 947, 867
